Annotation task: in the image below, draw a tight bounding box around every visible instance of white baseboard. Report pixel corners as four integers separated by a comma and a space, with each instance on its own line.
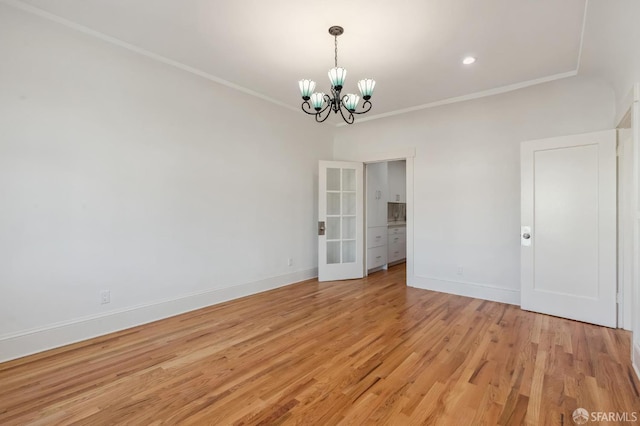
408, 274, 520, 305
0, 268, 317, 363
633, 342, 640, 381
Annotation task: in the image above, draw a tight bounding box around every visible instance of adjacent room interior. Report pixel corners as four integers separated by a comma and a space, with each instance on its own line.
1, 0, 640, 424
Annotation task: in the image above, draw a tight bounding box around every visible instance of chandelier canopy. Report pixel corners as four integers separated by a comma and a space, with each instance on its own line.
298, 26, 376, 125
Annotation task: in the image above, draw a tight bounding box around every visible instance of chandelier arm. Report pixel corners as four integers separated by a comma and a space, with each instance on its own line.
340, 94, 349, 109
350, 100, 373, 115
318, 101, 332, 115
301, 101, 318, 115
302, 101, 331, 116
315, 106, 333, 123
338, 104, 355, 124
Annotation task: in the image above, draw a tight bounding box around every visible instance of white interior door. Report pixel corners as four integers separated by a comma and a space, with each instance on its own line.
521, 130, 617, 327
318, 161, 364, 282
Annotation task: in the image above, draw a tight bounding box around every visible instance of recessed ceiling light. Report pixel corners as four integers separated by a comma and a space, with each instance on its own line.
462, 56, 476, 65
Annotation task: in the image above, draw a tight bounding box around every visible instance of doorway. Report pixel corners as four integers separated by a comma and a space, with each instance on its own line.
365, 160, 407, 274
318, 148, 415, 283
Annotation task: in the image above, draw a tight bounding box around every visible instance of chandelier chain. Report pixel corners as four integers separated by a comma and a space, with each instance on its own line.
334, 35, 338, 68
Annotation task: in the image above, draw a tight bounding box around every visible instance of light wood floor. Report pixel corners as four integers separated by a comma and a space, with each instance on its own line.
1, 265, 639, 425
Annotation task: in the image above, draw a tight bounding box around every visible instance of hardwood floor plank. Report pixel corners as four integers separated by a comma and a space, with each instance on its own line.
1, 264, 639, 425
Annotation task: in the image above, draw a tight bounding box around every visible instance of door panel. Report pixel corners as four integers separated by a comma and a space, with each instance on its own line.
521, 130, 616, 327
533, 145, 599, 297
318, 161, 364, 281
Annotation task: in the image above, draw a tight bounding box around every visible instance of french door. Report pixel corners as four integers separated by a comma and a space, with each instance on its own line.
318, 161, 364, 282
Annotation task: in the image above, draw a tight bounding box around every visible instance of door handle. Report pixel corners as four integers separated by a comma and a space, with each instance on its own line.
318, 221, 325, 236
521, 226, 531, 246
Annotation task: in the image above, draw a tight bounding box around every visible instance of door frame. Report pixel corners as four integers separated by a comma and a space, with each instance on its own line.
617, 116, 633, 331
335, 148, 416, 281
616, 84, 640, 378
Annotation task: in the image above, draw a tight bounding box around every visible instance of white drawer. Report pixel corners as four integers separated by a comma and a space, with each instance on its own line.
388, 226, 406, 236
367, 245, 387, 269
388, 233, 406, 263
388, 243, 406, 263
367, 226, 388, 248
388, 233, 405, 246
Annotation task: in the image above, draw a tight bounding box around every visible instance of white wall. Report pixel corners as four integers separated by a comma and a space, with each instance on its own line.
580, 0, 640, 375
334, 76, 615, 304
0, 5, 333, 361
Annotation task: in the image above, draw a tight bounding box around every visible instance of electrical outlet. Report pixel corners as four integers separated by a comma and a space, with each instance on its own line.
456, 266, 464, 276
287, 258, 293, 267
100, 290, 111, 304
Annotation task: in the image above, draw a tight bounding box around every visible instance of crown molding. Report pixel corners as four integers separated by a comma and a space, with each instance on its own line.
0, 0, 300, 114
2, 0, 585, 127
337, 70, 578, 127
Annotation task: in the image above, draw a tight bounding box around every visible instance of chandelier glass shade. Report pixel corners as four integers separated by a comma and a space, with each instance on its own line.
298, 26, 376, 124
310, 92, 326, 109
328, 67, 347, 89
298, 79, 316, 99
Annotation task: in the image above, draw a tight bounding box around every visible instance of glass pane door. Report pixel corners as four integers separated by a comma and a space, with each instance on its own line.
326, 168, 357, 264
318, 161, 364, 281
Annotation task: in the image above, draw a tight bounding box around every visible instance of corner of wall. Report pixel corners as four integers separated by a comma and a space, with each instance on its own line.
616, 83, 640, 125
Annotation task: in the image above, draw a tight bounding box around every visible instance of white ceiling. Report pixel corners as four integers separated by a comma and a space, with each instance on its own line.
12, 0, 587, 120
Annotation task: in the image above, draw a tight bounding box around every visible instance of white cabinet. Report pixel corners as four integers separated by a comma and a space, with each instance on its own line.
387, 160, 406, 203
388, 226, 406, 264
367, 162, 388, 271
366, 162, 388, 227
367, 226, 387, 270
367, 226, 388, 248
367, 245, 387, 270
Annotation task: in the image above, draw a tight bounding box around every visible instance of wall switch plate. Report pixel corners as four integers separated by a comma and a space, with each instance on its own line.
456, 266, 464, 275
100, 290, 111, 304
287, 258, 293, 267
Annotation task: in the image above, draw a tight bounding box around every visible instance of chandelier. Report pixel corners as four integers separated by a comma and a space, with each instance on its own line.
298, 26, 376, 124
